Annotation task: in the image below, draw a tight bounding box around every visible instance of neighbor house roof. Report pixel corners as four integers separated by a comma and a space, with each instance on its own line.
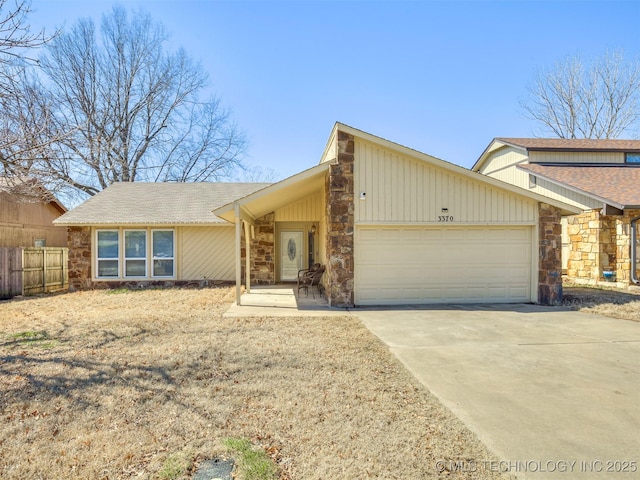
518, 164, 640, 209
495, 138, 640, 152
473, 137, 640, 171
54, 182, 270, 226
0, 176, 67, 214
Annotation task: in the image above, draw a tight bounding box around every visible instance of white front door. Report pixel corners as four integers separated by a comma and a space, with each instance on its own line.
280, 231, 303, 281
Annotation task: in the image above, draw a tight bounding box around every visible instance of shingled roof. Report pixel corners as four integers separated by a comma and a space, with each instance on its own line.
518, 164, 640, 208
496, 138, 640, 152
54, 182, 270, 225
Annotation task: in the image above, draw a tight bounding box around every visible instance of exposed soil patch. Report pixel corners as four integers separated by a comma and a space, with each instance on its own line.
0, 287, 513, 479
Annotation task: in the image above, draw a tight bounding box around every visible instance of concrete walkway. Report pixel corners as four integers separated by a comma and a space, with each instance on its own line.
357, 304, 640, 479
224, 285, 351, 317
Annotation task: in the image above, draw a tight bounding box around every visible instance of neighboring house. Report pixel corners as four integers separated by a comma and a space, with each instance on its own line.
53, 182, 269, 290
0, 177, 67, 248
473, 138, 640, 287
56, 123, 580, 306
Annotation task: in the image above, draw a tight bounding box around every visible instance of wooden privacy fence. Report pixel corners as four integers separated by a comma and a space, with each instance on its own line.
0, 247, 68, 299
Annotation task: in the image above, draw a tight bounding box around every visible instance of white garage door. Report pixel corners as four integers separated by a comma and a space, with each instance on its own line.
355, 226, 533, 305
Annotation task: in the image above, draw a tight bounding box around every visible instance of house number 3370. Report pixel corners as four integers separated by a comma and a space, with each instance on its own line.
438, 215, 454, 222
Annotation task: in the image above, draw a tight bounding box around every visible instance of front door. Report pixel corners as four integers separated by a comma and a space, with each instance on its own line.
280, 231, 303, 281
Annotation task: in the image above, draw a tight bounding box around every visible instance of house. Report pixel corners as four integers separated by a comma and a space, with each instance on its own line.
472, 138, 640, 288
56, 123, 580, 306
53, 182, 269, 290
0, 177, 67, 248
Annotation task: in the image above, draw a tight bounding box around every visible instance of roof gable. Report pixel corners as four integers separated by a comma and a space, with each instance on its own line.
335, 123, 580, 215
54, 182, 270, 226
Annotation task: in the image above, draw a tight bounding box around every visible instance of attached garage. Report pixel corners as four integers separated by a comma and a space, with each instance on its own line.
214, 123, 581, 307
355, 226, 534, 305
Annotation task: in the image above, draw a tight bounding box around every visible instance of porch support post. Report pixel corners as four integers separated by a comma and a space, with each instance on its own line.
244, 219, 251, 293
235, 203, 242, 305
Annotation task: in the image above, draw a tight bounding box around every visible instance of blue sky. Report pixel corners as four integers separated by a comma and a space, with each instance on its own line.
27, 0, 640, 180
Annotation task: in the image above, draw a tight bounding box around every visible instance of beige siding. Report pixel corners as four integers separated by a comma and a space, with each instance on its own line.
179, 226, 235, 281
477, 147, 530, 186
532, 178, 602, 209
320, 134, 337, 164
479, 147, 602, 210
274, 189, 323, 221
529, 151, 624, 164
355, 140, 538, 224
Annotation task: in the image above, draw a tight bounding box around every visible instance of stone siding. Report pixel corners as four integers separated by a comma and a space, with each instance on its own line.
615, 209, 640, 285
566, 209, 640, 286
325, 130, 355, 307
538, 203, 563, 305
247, 213, 275, 285
67, 226, 92, 291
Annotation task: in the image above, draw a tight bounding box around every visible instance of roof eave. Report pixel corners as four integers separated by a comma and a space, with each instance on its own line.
214, 161, 333, 223
516, 165, 625, 211
333, 125, 580, 214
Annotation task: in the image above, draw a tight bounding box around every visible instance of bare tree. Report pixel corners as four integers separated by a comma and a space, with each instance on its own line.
0, 0, 58, 196
29, 5, 245, 200
521, 50, 640, 139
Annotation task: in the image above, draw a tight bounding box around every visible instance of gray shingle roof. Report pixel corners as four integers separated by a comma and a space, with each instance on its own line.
54, 182, 270, 225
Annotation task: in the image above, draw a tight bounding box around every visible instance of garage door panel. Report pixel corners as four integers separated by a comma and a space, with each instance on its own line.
355, 226, 533, 305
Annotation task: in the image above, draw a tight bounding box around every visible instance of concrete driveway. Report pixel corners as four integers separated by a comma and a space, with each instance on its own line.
357, 304, 640, 479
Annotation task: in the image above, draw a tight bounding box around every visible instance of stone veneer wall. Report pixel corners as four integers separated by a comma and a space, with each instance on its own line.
247, 213, 275, 285
538, 203, 563, 305
615, 209, 640, 285
325, 130, 355, 307
566, 210, 612, 283
566, 209, 640, 286
67, 226, 92, 291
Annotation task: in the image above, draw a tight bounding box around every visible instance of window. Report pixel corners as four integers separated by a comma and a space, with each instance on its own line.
124, 230, 146, 277
97, 230, 119, 277
152, 230, 174, 277
626, 153, 640, 163
34, 238, 46, 247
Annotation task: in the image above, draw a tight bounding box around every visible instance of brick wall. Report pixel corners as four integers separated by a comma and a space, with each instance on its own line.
538, 203, 563, 305
325, 130, 355, 307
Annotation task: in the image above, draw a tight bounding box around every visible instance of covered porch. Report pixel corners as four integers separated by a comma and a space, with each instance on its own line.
214, 162, 331, 306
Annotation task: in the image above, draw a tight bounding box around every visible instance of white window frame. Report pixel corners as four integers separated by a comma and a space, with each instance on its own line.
124, 229, 147, 278
152, 229, 175, 278
96, 229, 120, 278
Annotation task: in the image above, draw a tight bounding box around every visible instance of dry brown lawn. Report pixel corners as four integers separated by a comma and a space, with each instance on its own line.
1, 287, 513, 479
563, 285, 640, 322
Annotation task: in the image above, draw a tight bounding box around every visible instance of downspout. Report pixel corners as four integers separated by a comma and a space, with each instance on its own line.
631, 216, 640, 285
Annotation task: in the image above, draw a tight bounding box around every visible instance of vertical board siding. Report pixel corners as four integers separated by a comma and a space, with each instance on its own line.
478, 147, 603, 210
274, 189, 323, 222
530, 151, 624, 164
180, 226, 235, 281
0, 192, 67, 247
355, 140, 538, 224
